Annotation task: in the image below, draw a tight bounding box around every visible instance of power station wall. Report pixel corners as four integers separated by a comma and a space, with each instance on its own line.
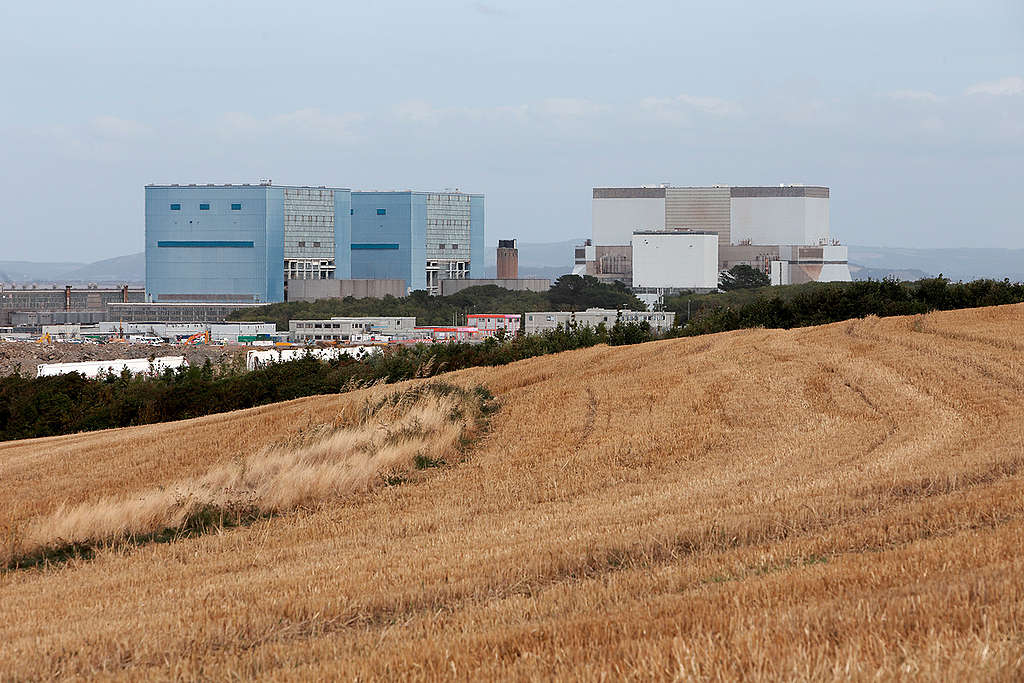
350, 192, 426, 291
439, 278, 549, 296
631, 233, 718, 289
333, 192, 353, 279
287, 279, 406, 301
592, 197, 665, 246
145, 186, 285, 303
729, 196, 830, 246
664, 187, 731, 245
470, 195, 485, 278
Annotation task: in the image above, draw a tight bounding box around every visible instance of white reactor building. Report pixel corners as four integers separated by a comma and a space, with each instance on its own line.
575, 185, 851, 292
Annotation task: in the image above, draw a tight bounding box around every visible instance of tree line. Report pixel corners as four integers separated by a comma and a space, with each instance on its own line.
3, 276, 1023, 442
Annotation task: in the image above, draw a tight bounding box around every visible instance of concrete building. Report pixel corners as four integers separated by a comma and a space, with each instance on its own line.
11, 310, 109, 329
524, 308, 675, 335
285, 278, 406, 302
289, 317, 417, 343
466, 313, 521, 337
593, 185, 830, 248
439, 278, 549, 296
496, 239, 519, 279
631, 231, 718, 292
106, 302, 264, 323
572, 241, 633, 286
0, 285, 143, 327
585, 184, 850, 288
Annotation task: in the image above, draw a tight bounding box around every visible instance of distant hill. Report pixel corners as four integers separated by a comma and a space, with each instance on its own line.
60, 252, 145, 283
0, 261, 86, 283
849, 263, 931, 282
0, 252, 144, 285
847, 246, 1024, 282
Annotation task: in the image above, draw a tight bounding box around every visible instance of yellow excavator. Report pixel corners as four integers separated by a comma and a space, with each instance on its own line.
36, 332, 51, 343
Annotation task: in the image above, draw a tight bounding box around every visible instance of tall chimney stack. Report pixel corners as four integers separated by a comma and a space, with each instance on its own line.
496, 239, 518, 279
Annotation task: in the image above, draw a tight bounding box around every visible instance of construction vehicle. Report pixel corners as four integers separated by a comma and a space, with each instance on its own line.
107, 319, 129, 344
184, 331, 210, 345
36, 332, 51, 343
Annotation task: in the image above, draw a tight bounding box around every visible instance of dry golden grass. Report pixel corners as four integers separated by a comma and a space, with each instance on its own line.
2, 305, 1024, 680
2, 383, 490, 569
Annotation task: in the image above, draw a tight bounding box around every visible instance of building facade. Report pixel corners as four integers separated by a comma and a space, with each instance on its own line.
584, 185, 850, 289
289, 317, 417, 342
106, 302, 265, 323
466, 313, 521, 337
0, 285, 143, 327
146, 184, 485, 303
631, 231, 718, 292
350, 191, 485, 294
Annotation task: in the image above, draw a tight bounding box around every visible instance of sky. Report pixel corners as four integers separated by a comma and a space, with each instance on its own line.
0, 0, 1022, 262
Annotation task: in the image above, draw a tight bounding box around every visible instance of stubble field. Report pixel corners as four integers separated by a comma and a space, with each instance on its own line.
1, 305, 1023, 680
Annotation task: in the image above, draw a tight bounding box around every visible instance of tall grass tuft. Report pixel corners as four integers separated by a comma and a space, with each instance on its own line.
3, 382, 495, 569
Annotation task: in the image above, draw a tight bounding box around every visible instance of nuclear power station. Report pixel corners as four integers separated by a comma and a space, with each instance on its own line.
574, 184, 851, 297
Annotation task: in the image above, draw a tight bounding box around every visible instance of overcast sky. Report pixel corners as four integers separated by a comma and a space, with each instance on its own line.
1, 0, 1022, 262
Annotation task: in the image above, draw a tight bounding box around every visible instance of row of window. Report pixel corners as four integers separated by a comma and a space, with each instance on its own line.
294, 241, 322, 248
437, 244, 460, 250
427, 219, 470, 226
426, 194, 470, 202
169, 203, 242, 211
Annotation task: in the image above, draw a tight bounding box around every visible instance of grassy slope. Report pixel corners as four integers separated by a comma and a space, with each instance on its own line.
2, 305, 1024, 679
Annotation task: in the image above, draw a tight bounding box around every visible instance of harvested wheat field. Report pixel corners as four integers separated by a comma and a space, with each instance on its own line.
2, 305, 1024, 680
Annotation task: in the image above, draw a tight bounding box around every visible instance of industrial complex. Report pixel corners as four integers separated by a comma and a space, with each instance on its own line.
575, 184, 851, 303
145, 182, 485, 303
1, 179, 857, 344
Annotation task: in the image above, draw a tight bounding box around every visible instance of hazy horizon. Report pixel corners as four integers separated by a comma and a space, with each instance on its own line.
1, 0, 1022, 261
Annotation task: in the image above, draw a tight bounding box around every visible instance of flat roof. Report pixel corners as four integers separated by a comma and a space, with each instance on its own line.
594, 185, 829, 199
145, 183, 350, 190
633, 230, 717, 236
352, 190, 484, 197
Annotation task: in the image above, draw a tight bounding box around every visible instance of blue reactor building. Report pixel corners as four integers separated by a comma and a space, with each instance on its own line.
145, 183, 483, 302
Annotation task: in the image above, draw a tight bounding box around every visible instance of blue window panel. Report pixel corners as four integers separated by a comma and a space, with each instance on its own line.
231, 203, 242, 210
376, 208, 386, 215
170, 204, 181, 210
199, 203, 210, 210
157, 241, 255, 248
351, 243, 400, 250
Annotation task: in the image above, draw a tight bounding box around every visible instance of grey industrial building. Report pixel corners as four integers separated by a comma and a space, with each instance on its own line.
579, 184, 851, 290
0, 285, 144, 327
289, 317, 417, 342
